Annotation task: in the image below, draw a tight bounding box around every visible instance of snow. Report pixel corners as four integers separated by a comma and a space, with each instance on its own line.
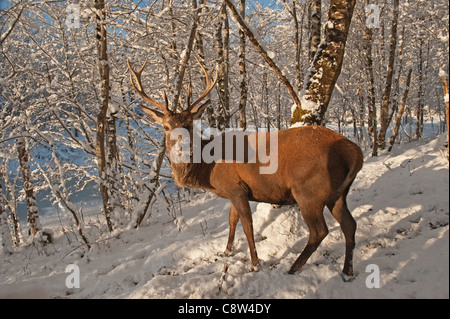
325, 21, 334, 30
0, 134, 448, 299
299, 90, 320, 117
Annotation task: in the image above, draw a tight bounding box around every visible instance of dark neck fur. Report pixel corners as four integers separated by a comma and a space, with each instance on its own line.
168, 138, 216, 190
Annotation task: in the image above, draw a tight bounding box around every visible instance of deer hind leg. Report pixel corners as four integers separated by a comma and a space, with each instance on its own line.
328, 195, 357, 277
230, 195, 259, 268
224, 203, 240, 256
289, 193, 328, 274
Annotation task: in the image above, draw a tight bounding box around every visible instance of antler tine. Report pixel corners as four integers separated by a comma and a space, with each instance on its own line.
186, 82, 193, 111
190, 56, 218, 112
194, 55, 211, 87
163, 90, 169, 108
127, 58, 168, 112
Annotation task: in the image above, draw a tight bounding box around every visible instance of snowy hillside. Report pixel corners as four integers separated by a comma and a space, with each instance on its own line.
0, 134, 448, 299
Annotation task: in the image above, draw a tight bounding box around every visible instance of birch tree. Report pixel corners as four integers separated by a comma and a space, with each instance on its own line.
215, 3, 231, 130
308, 0, 321, 65
94, 0, 120, 232
0, 165, 14, 255
238, 0, 247, 130
292, 0, 356, 126
389, 68, 413, 152
378, 0, 399, 150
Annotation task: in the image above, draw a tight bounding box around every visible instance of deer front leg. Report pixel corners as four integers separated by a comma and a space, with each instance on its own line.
224, 203, 239, 256
230, 195, 259, 269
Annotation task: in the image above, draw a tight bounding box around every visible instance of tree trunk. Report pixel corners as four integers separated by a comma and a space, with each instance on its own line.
135, 137, 166, 228
195, 0, 216, 127
167, 0, 178, 60
263, 72, 270, 131
172, 0, 199, 111
216, 4, 230, 130
378, 0, 399, 149
94, 0, 114, 232
284, 0, 305, 92
308, 0, 321, 65
17, 138, 42, 238
0, 165, 14, 254
0, 204, 14, 255
416, 39, 425, 140
223, 6, 230, 128
106, 112, 122, 222
238, 0, 247, 130
388, 68, 413, 152
363, 12, 378, 156
442, 74, 449, 159
291, 0, 356, 126
1, 162, 21, 245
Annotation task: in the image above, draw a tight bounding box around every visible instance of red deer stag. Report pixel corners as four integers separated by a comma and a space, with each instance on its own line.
127, 57, 363, 277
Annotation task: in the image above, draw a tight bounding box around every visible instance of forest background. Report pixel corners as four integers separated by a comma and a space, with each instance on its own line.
0, 0, 448, 262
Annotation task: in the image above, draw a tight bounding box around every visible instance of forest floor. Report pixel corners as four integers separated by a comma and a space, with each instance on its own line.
0, 132, 448, 299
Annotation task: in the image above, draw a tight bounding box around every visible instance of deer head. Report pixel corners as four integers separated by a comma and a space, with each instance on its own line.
127, 57, 218, 146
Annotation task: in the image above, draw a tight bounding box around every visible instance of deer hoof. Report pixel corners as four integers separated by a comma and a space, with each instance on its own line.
220, 249, 233, 257
250, 263, 261, 272
341, 271, 357, 282
287, 265, 301, 275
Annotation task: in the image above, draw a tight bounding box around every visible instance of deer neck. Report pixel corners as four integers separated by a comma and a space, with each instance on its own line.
167, 138, 215, 190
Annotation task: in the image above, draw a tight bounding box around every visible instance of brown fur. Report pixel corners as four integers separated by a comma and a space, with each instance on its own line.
165, 122, 363, 276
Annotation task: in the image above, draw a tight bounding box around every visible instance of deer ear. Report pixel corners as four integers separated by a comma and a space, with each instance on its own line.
140, 104, 164, 125
191, 100, 210, 120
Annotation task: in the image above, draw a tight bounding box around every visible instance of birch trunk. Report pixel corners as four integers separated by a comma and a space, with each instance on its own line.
1, 162, 21, 245
388, 68, 413, 152
364, 13, 378, 156
0, 165, 14, 254
172, 0, 199, 111
94, 0, 114, 232
195, 0, 215, 127
378, 0, 399, 149
292, 0, 356, 126
216, 4, 230, 130
17, 138, 46, 241
441, 75, 449, 159
238, 0, 247, 130
416, 39, 425, 139
308, 0, 321, 65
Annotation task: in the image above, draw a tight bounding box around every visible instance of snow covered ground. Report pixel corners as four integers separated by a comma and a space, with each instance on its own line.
0, 134, 448, 299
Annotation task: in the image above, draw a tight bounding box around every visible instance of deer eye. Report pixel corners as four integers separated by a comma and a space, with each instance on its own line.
164, 126, 170, 131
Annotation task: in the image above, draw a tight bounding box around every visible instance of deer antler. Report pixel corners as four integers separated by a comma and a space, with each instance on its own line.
189, 55, 218, 113
127, 58, 169, 112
